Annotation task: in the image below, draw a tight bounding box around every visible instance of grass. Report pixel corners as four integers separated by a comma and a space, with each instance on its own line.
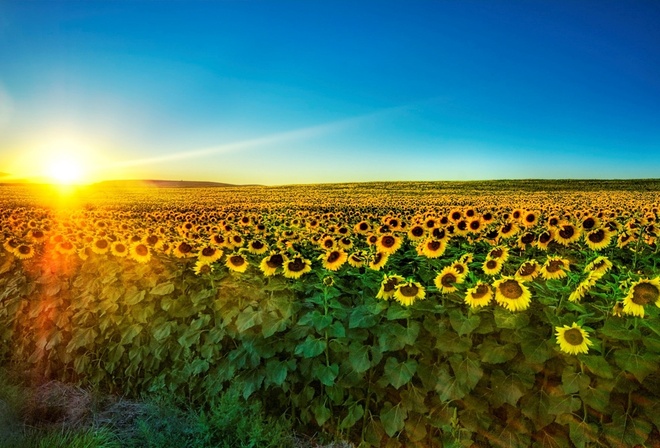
0, 368, 350, 448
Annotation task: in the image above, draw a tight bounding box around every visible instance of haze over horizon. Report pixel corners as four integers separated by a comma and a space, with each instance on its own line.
1, 1, 659, 185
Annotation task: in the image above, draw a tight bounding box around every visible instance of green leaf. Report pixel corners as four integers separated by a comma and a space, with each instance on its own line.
520, 390, 554, 429
566, 417, 600, 448
348, 305, 379, 329
579, 381, 611, 414
152, 322, 173, 341
600, 318, 641, 341
449, 310, 480, 336
340, 402, 364, 429
150, 282, 175, 296
265, 359, 288, 386
404, 414, 428, 442
579, 355, 614, 379
520, 332, 554, 366
479, 340, 518, 364
348, 343, 371, 373
603, 409, 652, 447
380, 402, 407, 437
312, 399, 332, 426
493, 306, 529, 329
434, 328, 472, 353
384, 357, 417, 389
435, 365, 468, 402
561, 367, 589, 394
613, 349, 658, 382
294, 336, 327, 358
125, 289, 146, 305
386, 305, 411, 320
488, 369, 525, 407
177, 328, 201, 348
327, 321, 345, 338
547, 394, 581, 415
236, 307, 262, 332
120, 323, 143, 345
449, 353, 482, 390
313, 362, 338, 386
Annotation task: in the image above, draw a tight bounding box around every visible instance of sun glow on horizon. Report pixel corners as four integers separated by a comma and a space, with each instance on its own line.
47, 155, 84, 184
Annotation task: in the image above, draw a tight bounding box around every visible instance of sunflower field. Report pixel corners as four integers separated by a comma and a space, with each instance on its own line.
1, 180, 660, 447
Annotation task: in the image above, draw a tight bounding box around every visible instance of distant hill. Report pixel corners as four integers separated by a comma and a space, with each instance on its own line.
93, 179, 257, 188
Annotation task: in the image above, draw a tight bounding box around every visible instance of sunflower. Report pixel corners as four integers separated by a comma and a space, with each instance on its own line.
91, 238, 110, 255
617, 232, 635, 249
226, 253, 249, 273
55, 240, 77, 256
408, 224, 426, 241
282, 255, 312, 279
498, 222, 519, 239
516, 260, 540, 281
3, 238, 20, 253
517, 232, 536, 250
487, 246, 509, 263
247, 239, 268, 254
394, 280, 426, 306
354, 221, 372, 234
78, 246, 93, 261
555, 322, 593, 355
211, 233, 227, 248
173, 241, 195, 258
534, 229, 554, 250
555, 222, 580, 246
319, 249, 348, 271
338, 237, 353, 251
376, 274, 405, 300
580, 215, 600, 232
493, 277, 532, 312
110, 241, 129, 257
623, 278, 660, 318
434, 266, 461, 294
418, 238, 446, 258
129, 242, 151, 263
467, 218, 483, 234
198, 246, 223, 263
585, 228, 613, 251
482, 258, 503, 276
347, 250, 367, 268
376, 233, 402, 255
540, 256, 570, 280
368, 251, 389, 271
28, 229, 47, 243
260, 252, 286, 276
522, 211, 539, 228
464, 282, 493, 309
319, 235, 336, 250
451, 260, 470, 282
14, 244, 35, 260
611, 302, 624, 318
584, 256, 613, 276
568, 271, 601, 302
194, 260, 213, 275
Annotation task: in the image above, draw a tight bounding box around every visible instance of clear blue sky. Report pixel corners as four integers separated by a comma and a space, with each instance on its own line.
1, 1, 659, 184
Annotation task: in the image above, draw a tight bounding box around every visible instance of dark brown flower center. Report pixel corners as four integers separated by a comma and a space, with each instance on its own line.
457, 220, 467, 231
546, 260, 564, 273
230, 255, 246, 266
454, 264, 465, 274
323, 239, 334, 248
147, 235, 159, 245
441, 273, 456, 287
135, 244, 149, 256
469, 220, 480, 230
399, 284, 419, 297
588, 229, 605, 243
486, 260, 498, 269
490, 248, 504, 258
451, 212, 461, 221
287, 258, 305, 272
202, 247, 216, 257
632, 283, 659, 305
499, 280, 523, 299
472, 284, 490, 299
583, 218, 595, 229
411, 226, 424, 237
381, 235, 395, 248
95, 239, 108, 249
525, 214, 536, 223
115, 244, 126, 253
383, 277, 400, 292
359, 222, 369, 231
519, 263, 536, 276
266, 254, 284, 268
61, 241, 73, 250
427, 240, 441, 251
559, 225, 575, 239
251, 241, 264, 249
564, 328, 584, 346
521, 233, 535, 244
18, 245, 31, 255
178, 242, 193, 254
539, 232, 552, 244
327, 251, 341, 263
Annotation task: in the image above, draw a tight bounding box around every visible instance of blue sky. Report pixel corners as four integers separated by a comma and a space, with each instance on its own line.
1, 1, 659, 184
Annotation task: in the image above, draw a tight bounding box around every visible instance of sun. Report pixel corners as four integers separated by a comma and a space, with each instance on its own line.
48, 155, 84, 184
